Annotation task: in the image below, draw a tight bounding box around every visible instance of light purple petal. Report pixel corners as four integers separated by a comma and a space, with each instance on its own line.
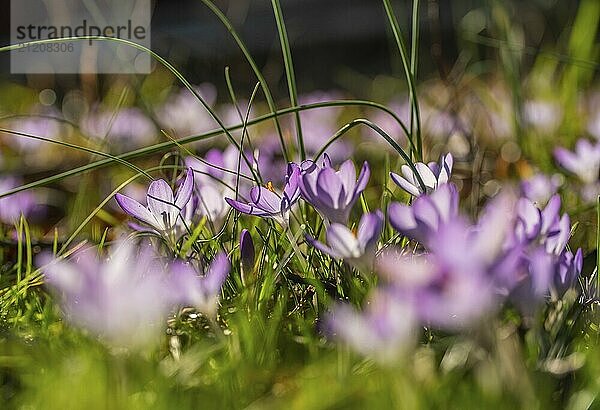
115, 193, 159, 229
225, 197, 270, 217
356, 210, 383, 250
174, 168, 194, 209
390, 172, 421, 196
326, 224, 361, 258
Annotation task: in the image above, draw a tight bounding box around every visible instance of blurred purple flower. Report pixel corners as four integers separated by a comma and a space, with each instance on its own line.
41, 240, 176, 348
170, 252, 231, 317
155, 84, 218, 138
81, 107, 157, 149
391, 153, 453, 196
388, 183, 459, 245
297, 91, 353, 163
327, 288, 416, 361
307, 210, 383, 268
226, 163, 301, 227
299, 156, 370, 224
0, 177, 37, 224
521, 174, 562, 205
380, 192, 518, 329
115, 168, 194, 237
554, 139, 600, 184
4, 105, 62, 151
185, 146, 255, 225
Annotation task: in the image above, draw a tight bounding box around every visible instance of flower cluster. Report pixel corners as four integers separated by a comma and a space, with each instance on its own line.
41, 240, 230, 349
326, 153, 583, 360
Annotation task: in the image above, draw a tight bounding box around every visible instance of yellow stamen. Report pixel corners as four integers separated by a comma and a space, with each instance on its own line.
266, 181, 275, 192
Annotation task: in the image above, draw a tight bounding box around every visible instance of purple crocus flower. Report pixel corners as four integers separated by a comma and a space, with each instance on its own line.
299, 156, 370, 224
307, 210, 383, 268
388, 183, 459, 245
554, 139, 600, 184
226, 163, 301, 227
390, 153, 453, 196
40, 240, 176, 348
327, 288, 416, 362
240, 229, 255, 276
115, 168, 194, 238
170, 252, 231, 317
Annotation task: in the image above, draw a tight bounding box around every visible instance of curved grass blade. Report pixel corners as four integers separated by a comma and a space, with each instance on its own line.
199, 0, 291, 163
0, 99, 412, 199
382, 0, 422, 160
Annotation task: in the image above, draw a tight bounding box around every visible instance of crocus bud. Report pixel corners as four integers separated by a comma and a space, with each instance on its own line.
240, 229, 255, 284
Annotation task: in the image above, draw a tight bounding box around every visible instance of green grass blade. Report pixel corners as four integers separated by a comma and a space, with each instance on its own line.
382, 0, 422, 160
199, 0, 291, 163
271, 0, 304, 161
0, 99, 411, 199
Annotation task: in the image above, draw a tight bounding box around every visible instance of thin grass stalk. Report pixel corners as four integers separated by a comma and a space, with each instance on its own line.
199, 0, 291, 163
0, 99, 411, 199
382, 0, 422, 160
271, 0, 304, 161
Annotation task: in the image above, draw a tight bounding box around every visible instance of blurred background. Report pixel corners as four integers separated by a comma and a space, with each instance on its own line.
0, 0, 596, 245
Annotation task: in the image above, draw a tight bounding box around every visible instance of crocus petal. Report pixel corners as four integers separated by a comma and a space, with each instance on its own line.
204, 252, 231, 295
115, 193, 159, 229
390, 172, 421, 196
338, 160, 357, 195
356, 210, 383, 251
250, 186, 282, 213
388, 202, 418, 232
353, 161, 370, 197
415, 163, 437, 189
326, 224, 362, 258
225, 197, 270, 217
306, 235, 342, 259
317, 168, 344, 208
174, 168, 194, 209
240, 229, 255, 273
147, 179, 177, 228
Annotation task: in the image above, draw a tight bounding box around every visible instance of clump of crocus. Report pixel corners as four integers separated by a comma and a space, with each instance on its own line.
390, 153, 453, 196
226, 163, 301, 227
41, 240, 177, 349
379, 193, 518, 329
299, 155, 370, 224
388, 182, 459, 246
115, 168, 194, 244
170, 252, 231, 318
306, 210, 383, 269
